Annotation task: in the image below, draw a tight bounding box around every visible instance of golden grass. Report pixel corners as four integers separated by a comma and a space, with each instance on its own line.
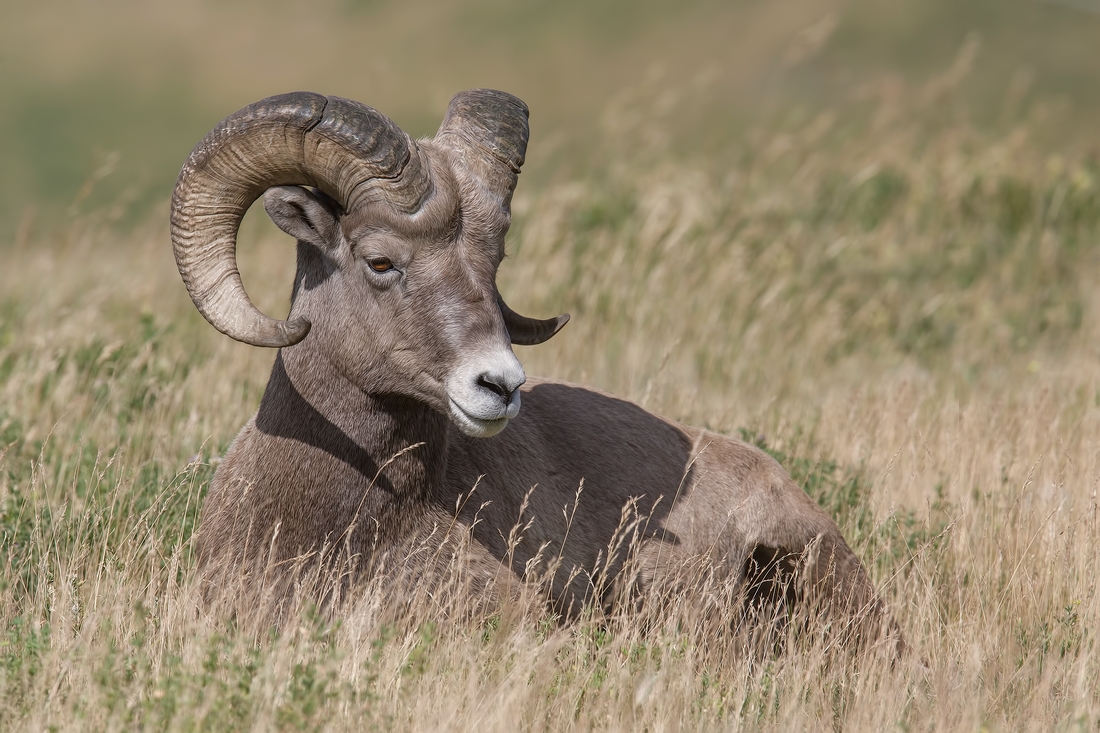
2, 84, 1100, 730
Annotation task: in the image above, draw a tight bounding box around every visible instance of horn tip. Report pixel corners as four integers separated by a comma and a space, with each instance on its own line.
281, 317, 312, 346
220, 316, 312, 349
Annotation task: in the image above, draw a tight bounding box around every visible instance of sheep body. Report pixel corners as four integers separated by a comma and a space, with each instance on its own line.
174, 90, 898, 649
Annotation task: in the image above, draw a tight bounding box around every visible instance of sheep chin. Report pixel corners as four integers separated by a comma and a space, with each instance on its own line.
447, 398, 510, 438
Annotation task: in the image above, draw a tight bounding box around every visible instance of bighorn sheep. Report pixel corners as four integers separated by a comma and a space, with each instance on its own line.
172, 89, 900, 649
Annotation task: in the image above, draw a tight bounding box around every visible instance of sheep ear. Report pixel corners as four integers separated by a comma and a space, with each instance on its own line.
263, 186, 342, 250
498, 294, 570, 345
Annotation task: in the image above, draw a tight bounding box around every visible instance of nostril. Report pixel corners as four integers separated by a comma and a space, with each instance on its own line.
477, 375, 510, 400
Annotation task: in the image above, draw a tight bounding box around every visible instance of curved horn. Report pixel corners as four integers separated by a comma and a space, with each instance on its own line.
434, 88, 529, 213
498, 294, 570, 346
436, 89, 569, 344
170, 92, 432, 347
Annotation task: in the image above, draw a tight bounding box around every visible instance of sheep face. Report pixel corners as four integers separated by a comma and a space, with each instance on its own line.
262, 151, 525, 438
171, 90, 568, 436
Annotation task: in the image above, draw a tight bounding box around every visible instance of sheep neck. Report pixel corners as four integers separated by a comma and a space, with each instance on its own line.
258, 348, 451, 503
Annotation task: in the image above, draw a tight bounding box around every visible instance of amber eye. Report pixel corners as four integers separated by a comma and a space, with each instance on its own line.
368, 257, 394, 273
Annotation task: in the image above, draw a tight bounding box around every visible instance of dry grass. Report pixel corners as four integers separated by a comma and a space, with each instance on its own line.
3, 75, 1100, 730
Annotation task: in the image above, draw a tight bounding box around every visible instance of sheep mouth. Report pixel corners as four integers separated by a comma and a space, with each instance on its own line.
448, 398, 511, 438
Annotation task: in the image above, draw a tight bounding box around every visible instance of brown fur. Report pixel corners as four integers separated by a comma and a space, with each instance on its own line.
191, 134, 901, 652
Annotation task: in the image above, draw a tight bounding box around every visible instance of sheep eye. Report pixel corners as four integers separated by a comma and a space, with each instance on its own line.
368, 257, 394, 273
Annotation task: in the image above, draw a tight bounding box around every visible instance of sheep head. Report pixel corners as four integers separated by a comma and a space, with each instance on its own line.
171, 90, 569, 437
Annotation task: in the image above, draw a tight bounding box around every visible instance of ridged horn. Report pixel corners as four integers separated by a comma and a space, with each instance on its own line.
436, 89, 569, 343
170, 92, 432, 347
434, 88, 529, 213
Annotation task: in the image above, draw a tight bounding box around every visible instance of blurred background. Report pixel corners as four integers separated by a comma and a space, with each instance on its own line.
2, 0, 1098, 239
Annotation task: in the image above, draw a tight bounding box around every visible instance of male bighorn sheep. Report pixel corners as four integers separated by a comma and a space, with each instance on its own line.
172, 89, 899, 648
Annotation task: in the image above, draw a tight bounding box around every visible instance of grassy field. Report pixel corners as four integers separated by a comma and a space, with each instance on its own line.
4, 1, 1100, 730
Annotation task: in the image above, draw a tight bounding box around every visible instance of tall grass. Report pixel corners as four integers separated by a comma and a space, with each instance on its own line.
3, 70, 1100, 730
